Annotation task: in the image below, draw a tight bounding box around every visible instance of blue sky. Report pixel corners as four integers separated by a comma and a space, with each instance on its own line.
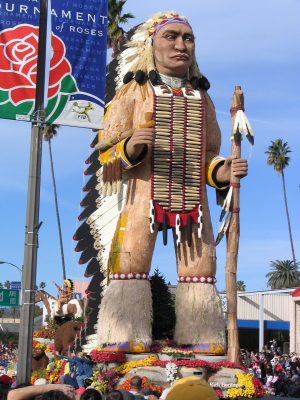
0, 0, 299, 295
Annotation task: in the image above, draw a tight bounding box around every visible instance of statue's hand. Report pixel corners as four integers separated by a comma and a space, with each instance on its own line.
125, 127, 154, 161
216, 155, 248, 184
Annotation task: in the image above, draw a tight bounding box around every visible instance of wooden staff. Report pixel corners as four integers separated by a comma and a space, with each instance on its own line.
226, 85, 244, 364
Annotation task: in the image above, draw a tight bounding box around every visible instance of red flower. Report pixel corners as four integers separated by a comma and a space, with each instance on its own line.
0, 24, 71, 104
252, 377, 265, 398
90, 350, 126, 364
152, 359, 247, 371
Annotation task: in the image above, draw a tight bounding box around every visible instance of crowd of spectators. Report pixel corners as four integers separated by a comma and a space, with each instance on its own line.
241, 339, 300, 396
0, 342, 17, 390
2, 375, 217, 400
3, 338, 300, 399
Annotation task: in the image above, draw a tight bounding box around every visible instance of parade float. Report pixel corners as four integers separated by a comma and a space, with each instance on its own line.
33, 10, 258, 398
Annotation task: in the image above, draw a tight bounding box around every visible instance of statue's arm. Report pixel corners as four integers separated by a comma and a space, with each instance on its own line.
204, 92, 229, 190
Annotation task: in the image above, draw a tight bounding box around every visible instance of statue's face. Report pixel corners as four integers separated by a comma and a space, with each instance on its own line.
153, 23, 195, 78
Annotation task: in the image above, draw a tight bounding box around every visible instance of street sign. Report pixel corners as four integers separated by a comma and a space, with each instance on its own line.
0, 289, 20, 307
10, 281, 22, 290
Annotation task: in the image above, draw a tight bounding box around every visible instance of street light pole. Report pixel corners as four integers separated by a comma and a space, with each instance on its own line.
17, 0, 48, 385
0, 261, 22, 274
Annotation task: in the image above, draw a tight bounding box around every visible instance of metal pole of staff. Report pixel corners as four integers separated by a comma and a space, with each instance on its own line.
17, 0, 48, 384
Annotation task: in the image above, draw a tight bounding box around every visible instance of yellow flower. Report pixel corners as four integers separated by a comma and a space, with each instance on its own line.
115, 355, 158, 375
225, 372, 255, 399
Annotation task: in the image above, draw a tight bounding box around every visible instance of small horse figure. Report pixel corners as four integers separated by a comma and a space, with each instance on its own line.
35, 290, 84, 320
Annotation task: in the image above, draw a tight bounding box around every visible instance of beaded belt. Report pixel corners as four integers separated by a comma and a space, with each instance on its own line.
150, 84, 204, 246
109, 272, 150, 280
177, 275, 216, 284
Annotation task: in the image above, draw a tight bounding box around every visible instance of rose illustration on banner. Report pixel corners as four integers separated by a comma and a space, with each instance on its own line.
0, 24, 78, 122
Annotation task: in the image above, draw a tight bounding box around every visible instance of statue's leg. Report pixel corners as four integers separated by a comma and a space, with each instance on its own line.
97, 170, 157, 351
173, 203, 226, 354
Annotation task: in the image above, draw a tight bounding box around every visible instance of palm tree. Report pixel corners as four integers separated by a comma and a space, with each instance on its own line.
4, 280, 10, 289
266, 139, 296, 267
43, 125, 66, 280
236, 280, 246, 291
108, 0, 134, 56
266, 259, 300, 289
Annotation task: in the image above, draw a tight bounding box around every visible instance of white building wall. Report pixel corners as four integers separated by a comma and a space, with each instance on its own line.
237, 293, 290, 321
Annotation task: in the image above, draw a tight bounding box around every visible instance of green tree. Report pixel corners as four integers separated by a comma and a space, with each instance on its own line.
266, 139, 296, 267
4, 280, 10, 289
150, 268, 175, 340
266, 260, 300, 289
0, 282, 3, 289
35, 305, 43, 317
236, 280, 246, 291
108, 0, 134, 55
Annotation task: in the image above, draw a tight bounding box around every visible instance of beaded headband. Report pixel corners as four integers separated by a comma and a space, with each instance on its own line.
150, 16, 192, 37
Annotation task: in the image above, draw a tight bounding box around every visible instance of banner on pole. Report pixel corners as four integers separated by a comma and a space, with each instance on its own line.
0, 0, 108, 129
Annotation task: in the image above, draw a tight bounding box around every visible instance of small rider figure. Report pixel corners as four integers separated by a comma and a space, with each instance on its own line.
53, 279, 74, 314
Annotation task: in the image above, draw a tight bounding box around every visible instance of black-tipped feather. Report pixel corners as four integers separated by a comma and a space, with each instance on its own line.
73, 221, 90, 241
78, 204, 97, 221
84, 258, 101, 277
82, 174, 98, 192
80, 189, 99, 208
85, 150, 99, 165
79, 246, 98, 265
84, 161, 100, 176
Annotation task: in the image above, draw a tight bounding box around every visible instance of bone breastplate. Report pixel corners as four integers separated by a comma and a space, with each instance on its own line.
150, 83, 205, 245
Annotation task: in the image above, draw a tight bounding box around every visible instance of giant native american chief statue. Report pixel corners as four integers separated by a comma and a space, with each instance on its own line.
74, 11, 248, 354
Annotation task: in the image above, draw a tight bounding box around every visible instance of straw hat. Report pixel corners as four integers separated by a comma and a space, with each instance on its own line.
166, 376, 217, 400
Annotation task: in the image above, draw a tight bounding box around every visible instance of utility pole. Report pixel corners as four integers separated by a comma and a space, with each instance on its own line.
17, 0, 48, 384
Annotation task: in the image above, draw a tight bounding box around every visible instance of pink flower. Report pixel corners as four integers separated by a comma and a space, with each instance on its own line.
0, 24, 71, 104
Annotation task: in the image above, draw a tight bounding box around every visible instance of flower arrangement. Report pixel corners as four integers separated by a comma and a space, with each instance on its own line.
225, 372, 255, 398
160, 347, 195, 359
47, 359, 64, 383
31, 368, 48, 385
90, 368, 121, 393
119, 375, 163, 396
90, 350, 126, 364
115, 354, 158, 375
32, 340, 47, 351
252, 377, 265, 398
152, 359, 246, 371
33, 324, 56, 339
166, 362, 179, 383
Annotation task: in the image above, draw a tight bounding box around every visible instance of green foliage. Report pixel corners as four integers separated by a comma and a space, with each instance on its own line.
4, 280, 11, 289
236, 280, 246, 291
108, 0, 134, 52
266, 259, 300, 289
0, 331, 18, 343
150, 268, 175, 340
34, 305, 43, 317
265, 139, 291, 175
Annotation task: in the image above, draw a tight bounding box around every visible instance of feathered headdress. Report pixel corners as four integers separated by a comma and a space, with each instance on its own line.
63, 279, 74, 292
113, 11, 207, 91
